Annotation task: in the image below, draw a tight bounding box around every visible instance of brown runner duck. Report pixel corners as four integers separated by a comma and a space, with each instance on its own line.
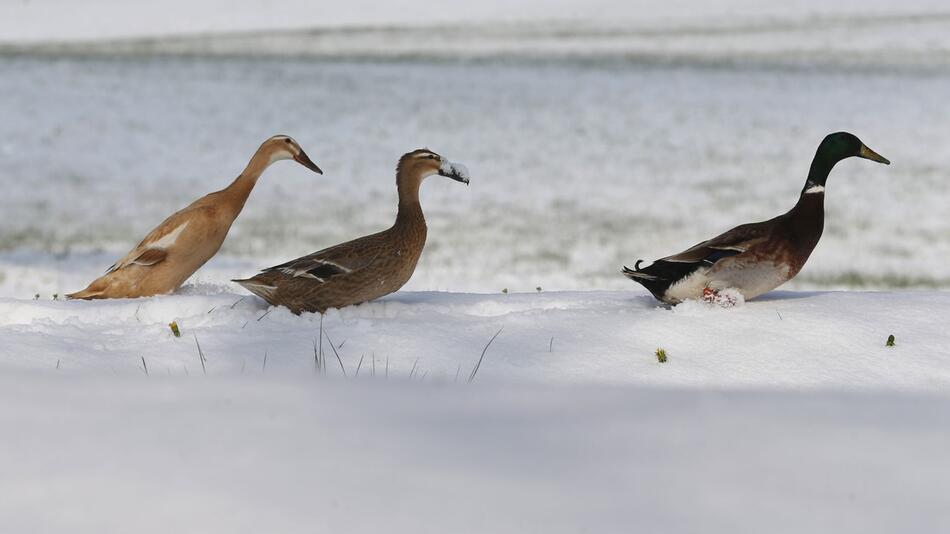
67, 135, 323, 300
623, 132, 890, 304
233, 148, 469, 314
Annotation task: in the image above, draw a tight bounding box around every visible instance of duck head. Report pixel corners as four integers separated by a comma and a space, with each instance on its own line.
398, 148, 470, 185
396, 148, 469, 193
262, 135, 323, 174
805, 132, 889, 191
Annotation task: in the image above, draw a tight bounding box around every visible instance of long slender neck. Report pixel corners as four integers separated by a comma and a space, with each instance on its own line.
787, 155, 830, 246
395, 168, 426, 229
222, 148, 273, 213
801, 152, 838, 193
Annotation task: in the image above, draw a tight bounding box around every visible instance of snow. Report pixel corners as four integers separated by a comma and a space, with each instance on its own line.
2, 373, 949, 534
3, 289, 949, 390
2, 289, 950, 533
440, 159, 470, 183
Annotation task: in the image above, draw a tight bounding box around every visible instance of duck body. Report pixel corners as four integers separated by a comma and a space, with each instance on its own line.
67, 194, 243, 299
234, 149, 469, 314
236, 203, 427, 314
67, 135, 322, 300
624, 132, 890, 304
630, 191, 823, 303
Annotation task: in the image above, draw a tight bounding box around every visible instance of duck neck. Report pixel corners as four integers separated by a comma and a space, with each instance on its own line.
395, 171, 426, 233
787, 158, 830, 248
223, 149, 273, 213
800, 151, 839, 195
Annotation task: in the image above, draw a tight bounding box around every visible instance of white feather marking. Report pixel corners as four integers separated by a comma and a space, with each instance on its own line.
664, 269, 713, 303
804, 184, 825, 194
665, 261, 792, 303
149, 221, 189, 249
319, 260, 352, 273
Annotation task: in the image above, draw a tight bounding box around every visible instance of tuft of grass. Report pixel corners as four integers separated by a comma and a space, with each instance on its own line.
886, 334, 896, 347
168, 322, 181, 338
536, 286, 542, 292
656, 348, 668, 363
501, 288, 508, 294
140, 356, 149, 376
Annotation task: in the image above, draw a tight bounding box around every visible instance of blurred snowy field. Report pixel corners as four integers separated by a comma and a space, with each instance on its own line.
1, 1, 949, 298
1, 53, 949, 298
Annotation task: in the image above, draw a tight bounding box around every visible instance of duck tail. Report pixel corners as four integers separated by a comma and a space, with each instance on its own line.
232, 276, 278, 303
65, 280, 108, 300
622, 259, 688, 302
65, 288, 106, 300
621, 260, 653, 278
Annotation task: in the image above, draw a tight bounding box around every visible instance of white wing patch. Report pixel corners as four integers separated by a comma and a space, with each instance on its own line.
149, 221, 190, 249
276, 259, 353, 281
316, 260, 353, 273
278, 267, 324, 282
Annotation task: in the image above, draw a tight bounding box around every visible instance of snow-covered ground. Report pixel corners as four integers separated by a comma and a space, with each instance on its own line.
4, 373, 950, 534
3, 1, 950, 530
3, 290, 950, 532
4, 289, 949, 390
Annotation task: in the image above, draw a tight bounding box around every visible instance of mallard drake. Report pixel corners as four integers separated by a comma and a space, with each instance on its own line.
623, 131, 890, 304
233, 148, 469, 314
66, 135, 322, 300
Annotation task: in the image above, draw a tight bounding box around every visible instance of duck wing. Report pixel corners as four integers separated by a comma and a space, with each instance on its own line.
659, 221, 772, 265
623, 219, 775, 301
105, 215, 192, 274
262, 233, 387, 282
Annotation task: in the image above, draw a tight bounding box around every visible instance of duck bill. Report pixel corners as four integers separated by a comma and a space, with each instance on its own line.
438, 159, 470, 184
294, 150, 323, 174
859, 144, 890, 165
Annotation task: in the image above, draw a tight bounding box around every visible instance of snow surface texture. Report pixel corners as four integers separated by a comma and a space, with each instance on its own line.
3, 290, 948, 389
3, 290, 950, 531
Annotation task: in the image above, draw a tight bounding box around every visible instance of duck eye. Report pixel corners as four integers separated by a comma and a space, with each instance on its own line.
285, 138, 292, 144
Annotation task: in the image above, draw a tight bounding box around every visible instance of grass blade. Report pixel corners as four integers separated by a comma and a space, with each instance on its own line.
468, 327, 503, 384
193, 333, 207, 376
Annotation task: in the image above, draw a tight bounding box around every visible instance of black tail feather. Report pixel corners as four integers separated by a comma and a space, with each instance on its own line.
622, 259, 703, 302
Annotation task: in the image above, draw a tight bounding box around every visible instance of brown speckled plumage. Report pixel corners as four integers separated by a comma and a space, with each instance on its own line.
234, 149, 469, 314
